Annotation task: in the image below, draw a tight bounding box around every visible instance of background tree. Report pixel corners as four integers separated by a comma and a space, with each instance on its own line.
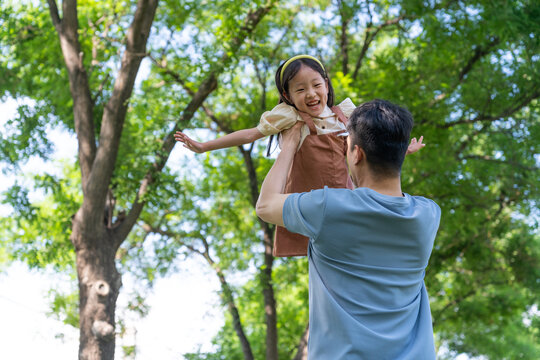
1, 0, 278, 358
1, 0, 539, 360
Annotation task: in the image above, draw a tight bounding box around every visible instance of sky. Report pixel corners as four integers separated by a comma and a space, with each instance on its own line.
0, 98, 224, 359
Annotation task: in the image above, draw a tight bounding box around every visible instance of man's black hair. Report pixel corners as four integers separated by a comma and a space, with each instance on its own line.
347, 99, 413, 177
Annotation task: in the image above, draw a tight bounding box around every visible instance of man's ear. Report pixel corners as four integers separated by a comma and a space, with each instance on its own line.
353, 145, 364, 165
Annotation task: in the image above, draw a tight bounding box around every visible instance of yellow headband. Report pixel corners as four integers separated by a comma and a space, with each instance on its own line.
279, 55, 325, 83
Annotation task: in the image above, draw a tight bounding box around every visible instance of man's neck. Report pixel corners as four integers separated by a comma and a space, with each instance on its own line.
354, 174, 403, 197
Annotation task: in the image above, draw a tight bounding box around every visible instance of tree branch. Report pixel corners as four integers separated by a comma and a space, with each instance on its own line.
428, 36, 501, 107
152, 45, 282, 359
439, 88, 540, 128
432, 288, 477, 326
252, 58, 268, 110
86, 0, 158, 227
197, 237, 255, 360
46, 0, 61, 29
459, 37, 500, 82
179, 58, 279, 358
336, 0, 352, 75
47, 0, 96, 197
352, 15, 406, 80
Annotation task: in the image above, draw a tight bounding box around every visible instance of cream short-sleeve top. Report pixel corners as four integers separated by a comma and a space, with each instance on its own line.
256, 98, 356, 148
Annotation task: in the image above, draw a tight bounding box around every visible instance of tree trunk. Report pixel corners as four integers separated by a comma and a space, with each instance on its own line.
73, 223, 122, 359
293, 322, 309, 360
47, 0, 158, 358
337, 0, 350, 75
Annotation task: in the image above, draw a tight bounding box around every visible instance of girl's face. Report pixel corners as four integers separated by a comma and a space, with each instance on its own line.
284, 65, 329, 117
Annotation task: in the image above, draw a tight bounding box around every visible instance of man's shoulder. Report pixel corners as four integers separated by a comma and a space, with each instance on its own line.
323, 188, 441, 218
295, 187, 440, 212
289, 186, 351, 210
407, 193, 441, 212
306, 187, 365, 209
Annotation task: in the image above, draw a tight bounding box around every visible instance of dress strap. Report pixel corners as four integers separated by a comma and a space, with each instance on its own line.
331, 105, 348, 125
297, 110, 317, 135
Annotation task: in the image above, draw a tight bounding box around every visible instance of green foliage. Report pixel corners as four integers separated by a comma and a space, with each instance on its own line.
48, 287, 79, 328
0, 2, 70, 127
2, 161, 80, 271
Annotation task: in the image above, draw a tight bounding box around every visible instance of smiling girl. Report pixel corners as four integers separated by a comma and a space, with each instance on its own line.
175, 55, 424, 256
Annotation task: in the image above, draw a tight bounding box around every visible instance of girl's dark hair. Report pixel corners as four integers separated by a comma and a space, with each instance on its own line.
274, 57, 335, 108
347, 99, 413, 177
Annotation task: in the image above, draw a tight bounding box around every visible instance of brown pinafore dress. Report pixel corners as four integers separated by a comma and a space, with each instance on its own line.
273, 106, 354, 257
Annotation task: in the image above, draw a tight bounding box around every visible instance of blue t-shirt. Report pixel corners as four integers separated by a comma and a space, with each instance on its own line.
283, 186, 441, 360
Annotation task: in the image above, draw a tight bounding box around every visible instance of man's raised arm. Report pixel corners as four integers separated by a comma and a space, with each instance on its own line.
255, 122, 303, 226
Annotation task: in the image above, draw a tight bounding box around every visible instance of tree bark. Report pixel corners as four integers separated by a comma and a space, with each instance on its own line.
73, 224, 122, 360
293, 322, 309, 360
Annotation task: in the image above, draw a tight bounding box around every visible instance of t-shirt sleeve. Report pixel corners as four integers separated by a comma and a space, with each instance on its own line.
337, 98, 356, 119
256, 103, 300, 136
282, 187, 328, 239
430, 201, 442, 236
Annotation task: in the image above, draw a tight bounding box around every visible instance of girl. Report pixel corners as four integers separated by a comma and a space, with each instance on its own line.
175, 55, 424, 256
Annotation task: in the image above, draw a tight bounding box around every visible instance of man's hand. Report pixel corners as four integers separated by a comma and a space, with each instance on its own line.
280, 122, 303, 151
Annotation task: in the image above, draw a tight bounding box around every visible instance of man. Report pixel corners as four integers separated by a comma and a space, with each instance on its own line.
256, 99, 441, 359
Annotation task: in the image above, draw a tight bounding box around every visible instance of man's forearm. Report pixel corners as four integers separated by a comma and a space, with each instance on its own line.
255, 141, 296, 226
262, 142, 295, 193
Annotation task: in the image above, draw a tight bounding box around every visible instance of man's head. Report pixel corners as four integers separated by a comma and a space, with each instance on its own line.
347, 99, 413, 180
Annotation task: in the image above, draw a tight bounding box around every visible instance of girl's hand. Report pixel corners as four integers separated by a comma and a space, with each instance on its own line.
406, 136, 425, 155
174, 131, 206, 153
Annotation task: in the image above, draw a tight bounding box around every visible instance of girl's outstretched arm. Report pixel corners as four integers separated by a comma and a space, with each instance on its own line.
406, 136, 425, 155
174, 127, 265, 153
